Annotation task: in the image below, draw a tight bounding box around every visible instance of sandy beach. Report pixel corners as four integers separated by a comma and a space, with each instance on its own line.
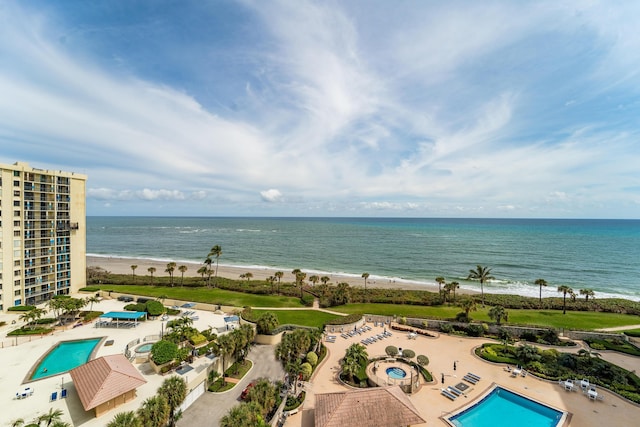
86, 255, 469, 294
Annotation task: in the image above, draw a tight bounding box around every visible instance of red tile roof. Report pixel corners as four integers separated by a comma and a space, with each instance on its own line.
69, 354, 147, 411
315, 385, 426, 427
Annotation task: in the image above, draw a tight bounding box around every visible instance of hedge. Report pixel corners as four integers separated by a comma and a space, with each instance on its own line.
325, 314, 363, 325
8, 306, 35, 312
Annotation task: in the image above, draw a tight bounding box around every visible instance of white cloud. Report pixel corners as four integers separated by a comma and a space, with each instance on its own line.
260, 189, 284, 203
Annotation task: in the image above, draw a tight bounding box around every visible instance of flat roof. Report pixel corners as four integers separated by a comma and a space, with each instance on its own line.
99, 311, 146, 320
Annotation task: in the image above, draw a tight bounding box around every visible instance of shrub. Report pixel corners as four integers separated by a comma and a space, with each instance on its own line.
285, 392, 305, 411
401, 349, 416, 359
385, 346, 398, 357
300, 362, 313, 380
189, 333, 207, 346
440, 323, 454, 334
306, 351, 318, 367
151, 340, 178, 365
124, 303, 146, 312
79, 286, 100, 292
326, 314, 363, 325
145, 300, 165, 316
8, 306, 35, 312
417, 355, 429, 366
0, 321, 6, 327
466, 324, 485, 337
399, 317, 407, 325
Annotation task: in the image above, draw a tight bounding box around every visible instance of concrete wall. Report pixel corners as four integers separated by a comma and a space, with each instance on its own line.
95, 389, 136, 418
323, 316, 366, 334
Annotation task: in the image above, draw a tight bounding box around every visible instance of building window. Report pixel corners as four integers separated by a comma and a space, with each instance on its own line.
15, 270, 21, 276
14, 230, 20, 237
13, 200, 20, 206
14, 220, 20, 227
14, 260, 20, 267
13, 171, 20, 176
14, 290, 21, 296
15, 280, 21, 287
14, 180, 20, 186
14, 210, 20, 217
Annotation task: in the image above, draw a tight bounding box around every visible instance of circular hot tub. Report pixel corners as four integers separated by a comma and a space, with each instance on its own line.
386, 366, 407, 379
135, 343, 154, 354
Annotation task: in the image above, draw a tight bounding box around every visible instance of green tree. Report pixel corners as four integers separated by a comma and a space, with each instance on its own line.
534, 278, 547, 308
295, 271, 306, 299
158, 376, 187, 427
320, 275, 330, 285
131, 265, 138, 283
165, 262, 177, 286
309, 275, 319, 287
385, 346, 399, 357
38, 408, 64, 427
148, 267, 157, 285
557, 285, 573, 314
274, 271, 284, 294
197, 266, 208, 286
220, 402, 267, 427
137, 395, 170, 427
435, 276, 446, 299
467, 265, 494, 307
300, 362, 313, 380
208, 245, 223, 284
86, 296, 100, 312
256, 312, 279, 335
178, 265, 188, 286
361, 272, 370, 302
246, 379, 278, 418
266, 276, 276, 294
516, 344, 541, 363
579, 288, 595, 301
217, 333, 236, 382
459, 298, 477, 321
107, 411, 142, 427
330, 282, 351, 306
488, 305, 508, 325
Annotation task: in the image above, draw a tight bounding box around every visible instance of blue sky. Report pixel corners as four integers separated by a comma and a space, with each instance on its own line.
1, 1, 639, 218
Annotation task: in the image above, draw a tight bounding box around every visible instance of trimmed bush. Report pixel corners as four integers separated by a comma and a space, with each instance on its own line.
326, 314, 363, 325
8, 306, 35, 312
189, 333, 207, 346
385, 346, 398, 357
145, 300, 165, 316
401, 349, 415, 359
300, 362, 313, 380
417, 355, 429, 366
151, 340, 178, 365
306, 351, 318, 367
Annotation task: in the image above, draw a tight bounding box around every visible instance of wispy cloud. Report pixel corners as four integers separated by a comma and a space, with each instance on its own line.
0, 0, 638, 217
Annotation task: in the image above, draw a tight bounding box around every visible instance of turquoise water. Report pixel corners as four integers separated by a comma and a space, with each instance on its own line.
449, 387, 563, 427
31, 338, 102, 380
87, 217, 640, 300
135, 343, 153, 353
386, 367, 407, 379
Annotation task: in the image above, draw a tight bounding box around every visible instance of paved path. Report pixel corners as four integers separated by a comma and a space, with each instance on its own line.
596, 324, 640, 332
177, 344, 285, 427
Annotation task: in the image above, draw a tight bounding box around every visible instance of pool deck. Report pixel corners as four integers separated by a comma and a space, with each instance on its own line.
0, 296, 227, 427
287, 324, 640, 427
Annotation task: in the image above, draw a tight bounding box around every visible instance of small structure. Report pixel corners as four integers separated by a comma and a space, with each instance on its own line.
69, 354, 147, 418
224, 315, 240, 330
97, 311, 147, 328
314, 385, 425, 427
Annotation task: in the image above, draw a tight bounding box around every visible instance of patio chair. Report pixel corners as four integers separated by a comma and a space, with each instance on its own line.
441, 388, 457, 400
50, 391, 57, 402
61, 389, 67, 399
463, 375, 478, 385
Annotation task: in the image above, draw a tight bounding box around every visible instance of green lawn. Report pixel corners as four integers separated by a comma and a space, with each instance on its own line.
93, 285, 303, 308
251, 310, 341, 329
332, 303, 640, 330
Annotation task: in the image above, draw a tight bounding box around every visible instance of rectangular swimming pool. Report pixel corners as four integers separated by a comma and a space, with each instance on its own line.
29, 338, 103, 381
447, 386, 566, 427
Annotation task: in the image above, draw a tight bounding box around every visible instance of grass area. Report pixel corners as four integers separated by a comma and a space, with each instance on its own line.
251, 309, 341, 329
209, 378, 235, 393
95, 284, 303, 308
333, 303, 640, 330
226, 360, 252, 379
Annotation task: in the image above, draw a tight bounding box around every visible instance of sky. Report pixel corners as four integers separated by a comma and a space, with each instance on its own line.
1, 1, 639, 218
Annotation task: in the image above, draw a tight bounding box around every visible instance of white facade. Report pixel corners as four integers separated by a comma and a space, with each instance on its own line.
0, 161, 87, 311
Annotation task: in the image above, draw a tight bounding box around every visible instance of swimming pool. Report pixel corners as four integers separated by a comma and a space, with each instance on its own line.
386, 367, 407, 379
29, 338, 104, 381
135, 342, 154, 353
447, 386, 566, 427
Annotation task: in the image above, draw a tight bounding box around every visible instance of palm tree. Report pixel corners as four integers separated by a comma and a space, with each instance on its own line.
274, 271, 284, 295
534, 278, 547, 308
557, 285, 573, 314
361, 272, 370, 302
309, 275, 319, 287
488, 305, 508, 325
203, 257, 213, 288
256, 312, 279, 334
580, 288, 595, 301
243, 272, 253, 283
86, 296, 100, 312
220, 402, 266, 427
467, 265, 494, 307
435, 276, 446, 298
131, 265, 138, 283
217, 333, 236, 383
320, 275, 330, 285
137, 395, 170, 427
165, 262, 177, 286
178, 265, 188, 286
197, 266, 208, 286
147, 267, 157, 285
158, 376, 187, 427
208, 245, 223, 283
266, 276, 276, 294
459, 298, 477, 321
38, 408, 64, 427
20, 311, 34, 330
107, 411, 142, 427
294, 270, 306, 299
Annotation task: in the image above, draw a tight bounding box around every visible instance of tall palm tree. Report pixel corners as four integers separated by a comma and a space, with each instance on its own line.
295, 271, 306, 299
361, 272, 370, 302
131, 265, 138, 283
488, 305, 508, 325
158, 376, 187, 427
38, 408, 64, 427
86, 296, 100, 312
203, 257, 213, 288
137, 395, 169, 427
208, 245, 223, 283
217, 333, 236, 383
320, 275, 330, 285
266, 276, 276, 294
449, 281, 460, 302
579, 288, 595, 301
467, 265, 494, 307
178, 265, 188, 286
459, 298, 477, 321
107, 411, 142, 427
557, 285, 573, 314
535, 278, 547, 308
197, 266, 208, 286
309, 275, 319, 287
147, 267, 156, 285
435, 276, 446, 298
165, 262, 177, 286
274, 271, 284, 294
20, 311, 35, 330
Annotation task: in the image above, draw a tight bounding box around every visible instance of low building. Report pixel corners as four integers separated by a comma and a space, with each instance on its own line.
69, 354, 147, 418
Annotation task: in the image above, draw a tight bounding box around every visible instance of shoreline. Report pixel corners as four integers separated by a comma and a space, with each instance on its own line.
86, 255, 473, 294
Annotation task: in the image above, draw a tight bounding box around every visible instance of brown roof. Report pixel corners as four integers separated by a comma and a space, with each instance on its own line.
69, 354, 147, 411
314, 385, 426, 427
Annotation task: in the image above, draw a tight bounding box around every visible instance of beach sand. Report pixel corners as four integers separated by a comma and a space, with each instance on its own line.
86, 255, 472, 294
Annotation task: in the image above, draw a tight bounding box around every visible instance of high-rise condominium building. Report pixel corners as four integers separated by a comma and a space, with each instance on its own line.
0, 162, 86, 311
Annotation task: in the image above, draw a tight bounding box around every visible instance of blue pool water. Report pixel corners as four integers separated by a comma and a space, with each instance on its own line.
386, 367, 407, 379
135, 343, 154, 353
30, 338, 102, 380
449, 387, 564, 427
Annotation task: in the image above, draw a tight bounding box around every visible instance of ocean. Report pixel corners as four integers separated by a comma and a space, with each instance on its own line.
86, 217, 640, 301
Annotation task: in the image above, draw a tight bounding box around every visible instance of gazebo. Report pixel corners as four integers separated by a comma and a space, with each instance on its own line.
97, 311, 146, 328
69, 354, 147, 417
314, 385, 426, 427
